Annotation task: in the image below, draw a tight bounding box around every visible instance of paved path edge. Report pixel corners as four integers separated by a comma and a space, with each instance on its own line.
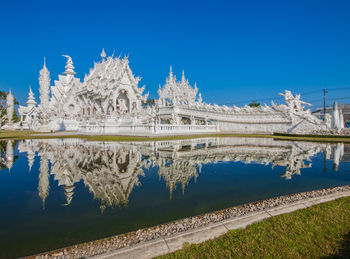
90, 191, 350, 259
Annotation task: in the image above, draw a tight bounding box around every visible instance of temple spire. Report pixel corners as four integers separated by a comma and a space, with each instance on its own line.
26, 85, 37, 107
181, 70, 186, 83
101, 48, 106, 60
169, 66, 173, 82
62, 55, 76, 75
39, 58, 51, 108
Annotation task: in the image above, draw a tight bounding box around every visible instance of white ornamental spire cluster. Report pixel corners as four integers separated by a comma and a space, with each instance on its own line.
62, 55, 76, 75
26, 86, 37, 108
332, 102, 345, 131
158, 67, 200, 107
39, 57, 51, 108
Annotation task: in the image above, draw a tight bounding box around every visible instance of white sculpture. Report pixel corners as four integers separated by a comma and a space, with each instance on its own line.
339, 106, 345, 130
332, 102, 341, 131
6, 90, 14, 125
279, 90, 311, 112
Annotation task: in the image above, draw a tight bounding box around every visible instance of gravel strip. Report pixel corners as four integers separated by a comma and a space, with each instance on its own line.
29, 185, 350, 259
312, 128, 350, 136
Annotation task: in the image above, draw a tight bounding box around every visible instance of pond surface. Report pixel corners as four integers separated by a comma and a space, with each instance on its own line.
0, 137, 349, 258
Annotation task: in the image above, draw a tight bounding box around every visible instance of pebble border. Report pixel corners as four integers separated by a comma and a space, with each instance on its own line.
29, 185, 350, 259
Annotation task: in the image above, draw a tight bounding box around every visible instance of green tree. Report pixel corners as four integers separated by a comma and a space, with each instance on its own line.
12, 110, 19, 122
142, 98, 155, 108
249, 101, 260, 107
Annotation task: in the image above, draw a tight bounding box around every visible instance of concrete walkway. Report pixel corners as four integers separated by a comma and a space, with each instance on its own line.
91, 191, 350, 259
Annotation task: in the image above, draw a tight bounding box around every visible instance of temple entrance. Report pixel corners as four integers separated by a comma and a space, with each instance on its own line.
116, 90, 129, 115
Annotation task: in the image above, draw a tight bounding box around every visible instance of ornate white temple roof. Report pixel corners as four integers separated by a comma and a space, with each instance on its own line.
82, 53, 146, 101
26, 86, 36, 107
158, 67, 201, 106
19, 86, 37, 116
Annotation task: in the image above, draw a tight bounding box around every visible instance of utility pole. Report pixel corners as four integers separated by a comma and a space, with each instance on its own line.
323, 89, 326, 120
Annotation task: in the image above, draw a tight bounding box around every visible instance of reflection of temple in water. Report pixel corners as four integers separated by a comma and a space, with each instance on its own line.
13, 137, 346, 209
0, 140, 15, 171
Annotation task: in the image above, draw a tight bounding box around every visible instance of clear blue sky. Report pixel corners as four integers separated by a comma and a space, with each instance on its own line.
1, 0, 349, 107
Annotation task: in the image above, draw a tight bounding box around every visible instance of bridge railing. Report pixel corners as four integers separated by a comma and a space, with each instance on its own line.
79, 123, 218, 134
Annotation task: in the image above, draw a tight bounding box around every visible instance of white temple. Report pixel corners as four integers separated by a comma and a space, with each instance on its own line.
3, 50, 340, 134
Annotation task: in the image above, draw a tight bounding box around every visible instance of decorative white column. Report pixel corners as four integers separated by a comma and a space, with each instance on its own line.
6, 90, 14, 125
39, 58, 51, 109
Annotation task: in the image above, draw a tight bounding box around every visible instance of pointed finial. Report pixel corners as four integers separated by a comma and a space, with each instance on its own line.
101, 48, 106, 59
167, 66, 174, 82
27, 85, 36, 106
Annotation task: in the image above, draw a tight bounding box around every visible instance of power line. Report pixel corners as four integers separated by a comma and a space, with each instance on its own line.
308, 96, 350, 103
225, 87, 350, 106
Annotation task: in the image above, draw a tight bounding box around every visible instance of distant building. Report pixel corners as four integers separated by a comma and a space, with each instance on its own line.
313, 104, 350, 122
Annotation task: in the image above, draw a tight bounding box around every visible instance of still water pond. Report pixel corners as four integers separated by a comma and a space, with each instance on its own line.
0, 137, 349, 258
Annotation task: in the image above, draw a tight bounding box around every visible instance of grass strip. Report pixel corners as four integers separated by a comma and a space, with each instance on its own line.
274, 132, 350, 139
1, 130, 350, 143
158, 196, 350, 259
0, 131, 273, 142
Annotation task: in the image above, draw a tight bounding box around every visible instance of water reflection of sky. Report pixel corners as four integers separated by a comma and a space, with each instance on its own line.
0, 138, 349, 258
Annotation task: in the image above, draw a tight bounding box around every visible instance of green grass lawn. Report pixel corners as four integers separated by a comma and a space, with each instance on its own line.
0, 130, 350, 143
158, 196, 350, 259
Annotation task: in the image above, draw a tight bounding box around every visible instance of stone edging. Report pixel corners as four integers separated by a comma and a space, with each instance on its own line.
30, 185, 350, 259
